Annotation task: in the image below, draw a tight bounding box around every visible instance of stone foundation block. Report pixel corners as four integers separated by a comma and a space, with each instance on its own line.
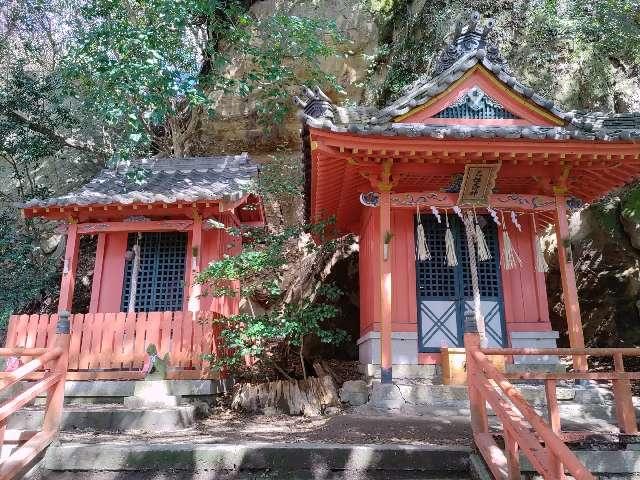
510, 331, 560, 365
124, 395, 181, 409
357, 332, 419, 364
369, 382, 405, 409
339, 380, 369, 406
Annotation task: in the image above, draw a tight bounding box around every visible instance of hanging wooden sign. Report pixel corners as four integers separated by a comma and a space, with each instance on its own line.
457, 164, 501, 206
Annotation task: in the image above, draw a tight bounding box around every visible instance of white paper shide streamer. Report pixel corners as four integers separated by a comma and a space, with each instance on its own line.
500, 211, 522, 270
532, 214, 549, 273
473, 209, 492, 262
444, 210, 458, 267
430, 206, 441, 223
415, 205, 431, 261
535, 235, 549, 273
487, 207, 501, 226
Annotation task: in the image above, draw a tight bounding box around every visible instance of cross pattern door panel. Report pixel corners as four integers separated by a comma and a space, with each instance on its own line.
416, 214, 506, 352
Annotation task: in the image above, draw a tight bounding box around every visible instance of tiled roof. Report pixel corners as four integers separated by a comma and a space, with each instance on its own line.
293, 13, 640, 141
22, 153, 258, 209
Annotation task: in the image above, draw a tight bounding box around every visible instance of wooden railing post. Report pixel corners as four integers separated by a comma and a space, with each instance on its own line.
612, 352, 638, 434
504, 430, 520, 480
464, 313, 489, 435
546, 379, 565, 479
42, 311, 71, 434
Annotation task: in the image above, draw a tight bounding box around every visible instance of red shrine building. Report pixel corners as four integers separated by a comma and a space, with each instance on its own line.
10, 154, 264, 379
295, 13, 640, 382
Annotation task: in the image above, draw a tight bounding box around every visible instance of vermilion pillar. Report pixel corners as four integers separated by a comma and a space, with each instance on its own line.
379, 190, 393, 383
554, 193, 587, 371
58, 222, 79, 313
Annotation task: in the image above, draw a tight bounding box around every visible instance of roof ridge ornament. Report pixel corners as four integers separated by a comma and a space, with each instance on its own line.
293, 86, 335, 120
432, 11, 507, 77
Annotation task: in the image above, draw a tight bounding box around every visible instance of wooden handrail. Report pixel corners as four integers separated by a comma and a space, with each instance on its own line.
480, 347, 640, 356
465, 330, 600, 480
0, 312, 70, 480
505, 371, 640, 381
471, 350, 595, 479
0, 348, 63, 395
0, 348, 51, 357
0, 430, 57, 479
0, 373, 63, 425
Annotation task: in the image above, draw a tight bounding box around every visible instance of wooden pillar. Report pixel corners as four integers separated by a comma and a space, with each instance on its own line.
88, 233, 106, 313
188, 215, 203, 316
379, 190, 393, 383
612, 352, 638, 434
545, 379, 565, 479
464, 326, 489, 435
43, 311, 71, 433
554, 193, 587, 371
58, 222, 79, 313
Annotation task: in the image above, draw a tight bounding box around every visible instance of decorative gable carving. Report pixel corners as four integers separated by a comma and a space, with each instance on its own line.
434, 86, 519, 120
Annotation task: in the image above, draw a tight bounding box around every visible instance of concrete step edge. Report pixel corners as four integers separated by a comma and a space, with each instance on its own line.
10, 405, 196, 432
520, 449, 640, 474
44, 442, 472, 472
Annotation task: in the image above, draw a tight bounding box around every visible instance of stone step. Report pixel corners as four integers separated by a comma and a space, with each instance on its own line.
471, 447, 640, 479
1, 379, 233, 405
369, 382, 612, 408
9, 405, 196, 432
32, 471, 470, 480
522, 450, 640, 478
360, 364, 441, 381
42, 442, 472, 476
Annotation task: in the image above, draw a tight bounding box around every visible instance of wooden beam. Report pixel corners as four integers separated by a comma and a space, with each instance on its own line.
58, 223, 79, 313
390, 192, 556, 211
77, 220, 193, 235
218, 194, 249, 213
311, 127, 640, 156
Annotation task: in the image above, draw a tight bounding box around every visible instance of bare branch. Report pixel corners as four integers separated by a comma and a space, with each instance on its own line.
4, 110, 108, 159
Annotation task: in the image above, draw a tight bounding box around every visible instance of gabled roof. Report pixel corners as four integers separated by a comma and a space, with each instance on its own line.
294, 12, 640, 142
22, 153, 258, 209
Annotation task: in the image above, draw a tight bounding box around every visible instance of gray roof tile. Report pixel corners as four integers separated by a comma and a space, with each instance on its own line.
294, 13, 640, 143
22, 153, 258, 209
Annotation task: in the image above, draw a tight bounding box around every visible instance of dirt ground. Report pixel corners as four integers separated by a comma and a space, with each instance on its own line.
58, 407, 473, 446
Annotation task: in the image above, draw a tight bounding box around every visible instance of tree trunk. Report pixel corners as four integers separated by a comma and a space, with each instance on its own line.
168, 117, 184, 158
231, 376, 340, 416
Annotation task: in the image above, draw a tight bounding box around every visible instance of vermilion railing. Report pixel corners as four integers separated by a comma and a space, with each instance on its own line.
5, 311, 224, 380
465, 328, 608, 480
0, 312, 70, 479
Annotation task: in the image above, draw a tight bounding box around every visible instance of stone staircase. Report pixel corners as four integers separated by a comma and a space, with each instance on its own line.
10, 379, 640, 479
3, 379, 230, 434
14, 379, 473, 479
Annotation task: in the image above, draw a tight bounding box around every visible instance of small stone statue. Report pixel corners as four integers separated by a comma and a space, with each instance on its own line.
142, 344, 169, 379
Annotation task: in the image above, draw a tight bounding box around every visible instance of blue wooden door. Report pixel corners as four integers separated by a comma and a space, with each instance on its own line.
121, 232, 187, 312
416, 214, 506, 352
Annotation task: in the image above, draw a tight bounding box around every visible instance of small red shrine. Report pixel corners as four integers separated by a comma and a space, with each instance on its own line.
9, 154, 264, 379
295, 13, 640, 382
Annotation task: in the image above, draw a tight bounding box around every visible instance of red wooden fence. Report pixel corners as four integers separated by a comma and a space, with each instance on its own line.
5, 312, 223, 380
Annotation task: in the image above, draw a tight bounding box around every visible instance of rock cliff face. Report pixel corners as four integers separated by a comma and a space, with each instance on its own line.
546, 192, 640, 347
198, 0, 379, 153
